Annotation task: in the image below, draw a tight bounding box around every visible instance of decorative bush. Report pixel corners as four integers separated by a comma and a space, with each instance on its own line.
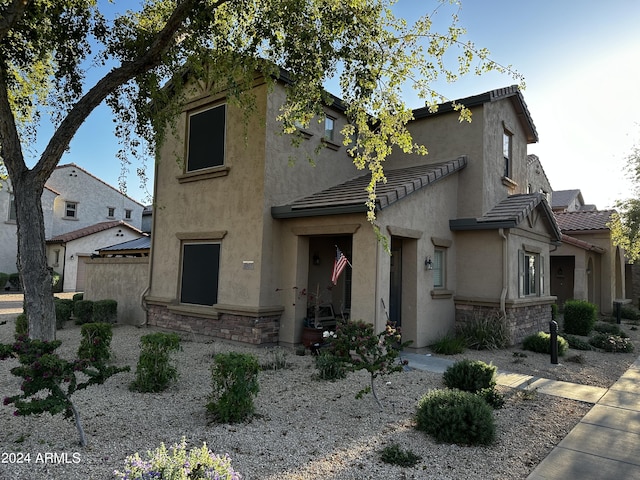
315, 350, 347, 380
207, 352, 260, 423
54, 298, 74, 329
0, 272, 8, 289
563, 300, 597, 336
379, 443, 421, 467
74, 300, 94, 325
72, 292, 84, 302
92, 299, 118, 323
415, 389, 496, 446
431, 334, 466, 355
51, 270, 62, 292
8, 272, 20, 290
522, 331, 568, 356
443, 359, 497, 393
131, 332, 181, 393
589, 334, 635, 353
77, 322, 113, 365
0, 335, 129, 447
15, 313, 28, 337
593, 322, 628, 338
114, 437, 241, 480
456, 312, 509, 350
478, 386, 505, 410
561, 334, 592, 351
551, 303, 558, 321
620, 305, 640, 321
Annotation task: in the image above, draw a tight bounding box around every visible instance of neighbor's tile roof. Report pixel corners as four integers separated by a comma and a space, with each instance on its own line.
271, 157, 467, 218
551, 189, 582, 210
554, 210, 616, 232
99, 236, 151, 252
46, 221, 143, 243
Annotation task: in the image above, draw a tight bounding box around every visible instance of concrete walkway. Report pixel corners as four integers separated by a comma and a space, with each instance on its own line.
402, 352, 640, 480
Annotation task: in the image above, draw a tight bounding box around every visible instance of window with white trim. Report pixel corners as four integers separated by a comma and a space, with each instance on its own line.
432, 249, 445, 288
65, 201, 78, 219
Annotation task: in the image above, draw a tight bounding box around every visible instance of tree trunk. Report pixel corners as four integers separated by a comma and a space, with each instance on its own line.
13, 173, 56, 341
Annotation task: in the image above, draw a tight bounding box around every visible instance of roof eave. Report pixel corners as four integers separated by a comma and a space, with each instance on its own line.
271, 204, 368, 219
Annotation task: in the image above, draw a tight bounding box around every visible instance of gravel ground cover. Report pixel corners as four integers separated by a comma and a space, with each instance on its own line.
0, 312, 638, 480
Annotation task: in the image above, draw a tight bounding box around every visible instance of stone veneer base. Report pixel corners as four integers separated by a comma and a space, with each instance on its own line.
146, 304, 280, 345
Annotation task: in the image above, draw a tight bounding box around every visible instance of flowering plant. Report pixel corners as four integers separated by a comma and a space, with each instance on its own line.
114, 437, 241, 480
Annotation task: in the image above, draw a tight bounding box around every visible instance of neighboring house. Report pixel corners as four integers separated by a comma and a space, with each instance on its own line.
142, 205, 153, 234
0, 163, 145, 290
145, 77, 562, 349
526, 154, 552, 199
551, 209, 625, 314
551, 189, 597, 213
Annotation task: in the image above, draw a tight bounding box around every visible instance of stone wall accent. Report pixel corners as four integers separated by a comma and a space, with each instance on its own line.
146, 304, 280, 345
455, 300, 553, 345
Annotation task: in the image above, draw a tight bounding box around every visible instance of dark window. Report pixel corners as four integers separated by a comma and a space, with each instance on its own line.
107, 207, 115, 218
187, 104, 226, 172
125, 209, 132, 220
65, 201, 77, 218
180, 243, 220, 306
503, 131, 512, 178
8, 194, 16, 221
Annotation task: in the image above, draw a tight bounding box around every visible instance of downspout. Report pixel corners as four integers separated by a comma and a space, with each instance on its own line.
499, 228, 508, 316
139, 163, 161, 327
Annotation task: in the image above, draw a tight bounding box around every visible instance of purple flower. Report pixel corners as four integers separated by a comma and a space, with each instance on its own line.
3, 397, 10, 405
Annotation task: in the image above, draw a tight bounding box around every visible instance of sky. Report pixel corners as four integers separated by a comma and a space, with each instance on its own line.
31, 0, 640, 210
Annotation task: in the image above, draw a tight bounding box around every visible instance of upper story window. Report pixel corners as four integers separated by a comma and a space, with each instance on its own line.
125, 209, 132, 220
324, 115, 335, 141
8, 194, 16, 222
65, 201, 78, 219
187, 104, 226, 172
107, 207, 115, 218
503, 130, 512, 178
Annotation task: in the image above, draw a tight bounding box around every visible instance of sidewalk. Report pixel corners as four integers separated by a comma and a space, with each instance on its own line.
402, 352, 640, 480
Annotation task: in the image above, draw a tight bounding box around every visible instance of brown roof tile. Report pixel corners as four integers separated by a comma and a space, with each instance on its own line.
554, 210, 615, 232
46, 221, 142, 243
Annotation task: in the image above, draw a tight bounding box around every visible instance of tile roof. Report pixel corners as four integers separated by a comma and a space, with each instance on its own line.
551, 189, 582, 210
271, 157, 467, 218
450, 193, 562, 243
561, 234, 606, 254
46, 220, 143, 243
554, 210, 616, 232
99, 236, 151, 252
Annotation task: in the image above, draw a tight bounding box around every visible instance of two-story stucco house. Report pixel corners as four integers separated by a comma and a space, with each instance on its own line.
145, 74, 563, 349
0, 163, 145, 291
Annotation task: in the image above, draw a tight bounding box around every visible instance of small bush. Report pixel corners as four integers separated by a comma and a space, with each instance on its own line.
315, 350, 347, 380
0, 272, 8, 289
131, 332, 181, 393
551, 303, 558, 321
92, 299, 117, 323
563, 300, 597, 336
8, 273, 20, 290
443, 359, 496, 393
456, 312, 509, 350
379, 443, 421, 467
561, 334, 592, 351
593, 322, 628, 338
522, 331, 568, 356
478, 387, 505, 410
431, 335, 466, 355
207, 352, 260, 423
15, 313, 28, 336
620, 305, 640, 321
589, 334, 635, 353
72, 292, 84, 302
416, 389, 496, 446
74, 300, 94, 325
77, 322, 113, 365
54, 298, 73, 329
260, 347, 288, 371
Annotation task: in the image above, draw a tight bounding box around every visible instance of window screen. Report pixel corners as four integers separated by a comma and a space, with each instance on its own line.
180, 243, 220, 306
187, 104, 226, 172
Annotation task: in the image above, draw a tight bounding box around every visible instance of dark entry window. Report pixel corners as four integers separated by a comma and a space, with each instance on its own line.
187, 104, 226, 172
180, 243, 220, 305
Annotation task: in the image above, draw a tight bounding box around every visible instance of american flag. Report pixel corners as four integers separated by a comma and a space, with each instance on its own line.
331, 247, 349, 285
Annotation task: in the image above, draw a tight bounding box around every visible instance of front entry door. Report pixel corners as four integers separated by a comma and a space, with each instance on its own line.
389, 238, 402, 327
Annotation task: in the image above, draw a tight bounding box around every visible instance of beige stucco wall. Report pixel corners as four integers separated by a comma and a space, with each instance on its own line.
84, 257, 149, 325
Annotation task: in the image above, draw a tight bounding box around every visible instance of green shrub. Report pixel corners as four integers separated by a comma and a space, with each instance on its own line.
72, 292, 84, 302
131, 332, 181, 393
443, 359, 497, 393
620, 305, 640, 320
593, 322, 628, 337
92, 299, 117, 323
315, 350, 347, 380
0, 272, 8, 289
207, 352, 260, 423
561, 334, 592, 351
15, 313, 28, 336
77, 322, 113, 365
456, 312, 509, 350
8, 273, 20, 290
74, 300, 94, 325
416, 389, 496, 446
563, 300, 597, 336
431, 334, 466, 355
478, 387, 505, 410
51, 271, 62, 292
379, 443, 421, 467
54, 298, 73, 329
551, 303, 558, 321
522, 331, 568, 356
589, 334, 635, 353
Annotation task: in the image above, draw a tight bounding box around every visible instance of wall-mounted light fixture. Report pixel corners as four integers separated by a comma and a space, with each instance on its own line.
70, 254, 75, 260
313, 253, 321, 265
425, 256, 432, 270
